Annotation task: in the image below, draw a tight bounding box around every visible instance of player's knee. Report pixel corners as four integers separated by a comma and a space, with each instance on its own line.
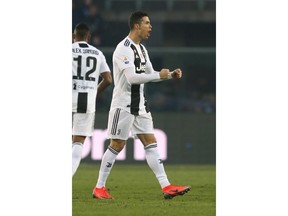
72, 135, 86, 144
110, 139, 126, 152
146, 137, 157, 144
138, 134, 157, 145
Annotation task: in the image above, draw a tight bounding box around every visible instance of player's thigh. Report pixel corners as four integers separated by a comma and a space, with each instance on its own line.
132, 112, 156, 145
72, 112, 95, 137
107, 108, 134, 140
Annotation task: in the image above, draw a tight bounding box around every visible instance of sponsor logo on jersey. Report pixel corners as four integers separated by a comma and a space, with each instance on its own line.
136, 63, 146, 72
80, 85, 94, 90
74, 85, 94, 90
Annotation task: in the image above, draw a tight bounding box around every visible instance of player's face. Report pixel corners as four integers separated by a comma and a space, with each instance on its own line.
138, 16, 152, 40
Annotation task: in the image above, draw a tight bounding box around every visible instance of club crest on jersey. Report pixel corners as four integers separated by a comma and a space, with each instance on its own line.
136, 63, 146, 72
123, 57, 129, 64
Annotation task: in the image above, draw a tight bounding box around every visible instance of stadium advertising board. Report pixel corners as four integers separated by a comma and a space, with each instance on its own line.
80, 113, 215, 164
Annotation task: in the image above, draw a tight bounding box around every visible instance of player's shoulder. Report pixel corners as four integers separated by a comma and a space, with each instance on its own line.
72, 42, 79, 49
73, 41, 104, 55
87, 43, 108, 59
114, 37, 134, 55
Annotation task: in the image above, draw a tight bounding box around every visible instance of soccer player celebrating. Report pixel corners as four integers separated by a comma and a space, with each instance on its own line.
92, 11, 190, 199
72, 23, 112, 176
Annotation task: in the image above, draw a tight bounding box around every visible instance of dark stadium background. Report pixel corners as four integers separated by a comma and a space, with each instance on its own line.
72, 0, 216, 164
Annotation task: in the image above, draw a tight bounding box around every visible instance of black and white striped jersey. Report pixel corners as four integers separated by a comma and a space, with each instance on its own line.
72, 41, 110, 113
110, 37, 161, 115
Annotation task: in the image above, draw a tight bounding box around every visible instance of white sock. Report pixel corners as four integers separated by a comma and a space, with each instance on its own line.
72, 142, 83, 176
145, 143, 170, 188
96, 146, 119, 188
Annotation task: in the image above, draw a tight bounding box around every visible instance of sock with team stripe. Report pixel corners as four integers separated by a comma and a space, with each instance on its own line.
145, 143, 170, 188
96, 146, 119, 188
72, 142, 83, 176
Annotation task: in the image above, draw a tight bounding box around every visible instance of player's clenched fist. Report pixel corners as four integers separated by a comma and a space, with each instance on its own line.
159, 68, 182, 79
159, 68, 170, 79
171, 68, 182, 79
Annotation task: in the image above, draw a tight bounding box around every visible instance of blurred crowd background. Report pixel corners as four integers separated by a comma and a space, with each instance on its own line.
72, 0, 216, 113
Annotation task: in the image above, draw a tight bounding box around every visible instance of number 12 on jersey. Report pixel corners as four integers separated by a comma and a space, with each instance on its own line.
73, 55, 97, 81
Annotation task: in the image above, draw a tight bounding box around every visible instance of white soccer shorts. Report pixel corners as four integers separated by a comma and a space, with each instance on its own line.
72, 112, 95, 136
107, 108, 154, 140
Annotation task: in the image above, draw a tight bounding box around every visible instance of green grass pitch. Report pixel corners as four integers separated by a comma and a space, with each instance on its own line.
73, 163, 216, 216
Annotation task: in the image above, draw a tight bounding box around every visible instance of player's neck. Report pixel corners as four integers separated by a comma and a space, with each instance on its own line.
128, 32, 141, 44
74, 39, 88, 43
74, 35, 89, 43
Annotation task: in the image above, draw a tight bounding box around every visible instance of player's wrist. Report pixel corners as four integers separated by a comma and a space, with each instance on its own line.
168, 71, 173, 79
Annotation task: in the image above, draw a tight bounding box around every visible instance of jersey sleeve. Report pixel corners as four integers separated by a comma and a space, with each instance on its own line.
114, 46, 135, 72
99, 52, 111, 73
124, 67, 160, 84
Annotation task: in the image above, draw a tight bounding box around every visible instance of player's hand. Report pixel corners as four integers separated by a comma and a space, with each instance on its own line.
159, 69, 170, 79
171, 68, 182, 79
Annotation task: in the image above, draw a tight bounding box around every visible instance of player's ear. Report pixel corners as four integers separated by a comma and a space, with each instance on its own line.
135, 23, 140, 30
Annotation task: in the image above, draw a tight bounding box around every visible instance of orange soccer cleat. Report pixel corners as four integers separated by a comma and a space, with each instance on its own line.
162, 185, 191, 199
92, 187, 113, 199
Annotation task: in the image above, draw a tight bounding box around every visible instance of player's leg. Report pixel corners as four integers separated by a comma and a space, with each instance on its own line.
137, 133, 171, 188
93, 109, 134, 199
134, 113, 191, 199
93, 138, 125, 199
72, 112, 94, 176
72, 135, 85, 176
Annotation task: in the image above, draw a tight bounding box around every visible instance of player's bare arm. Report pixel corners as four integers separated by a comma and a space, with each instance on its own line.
97, 71, 112, 95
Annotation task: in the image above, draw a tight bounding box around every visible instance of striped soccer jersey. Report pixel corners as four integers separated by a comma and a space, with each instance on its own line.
110, 37, 157, 115
72, 41, 110, 113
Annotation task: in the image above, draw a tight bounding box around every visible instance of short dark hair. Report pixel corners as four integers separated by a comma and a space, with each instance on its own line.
128, 11, 148, 30
74, 23, 90, 39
